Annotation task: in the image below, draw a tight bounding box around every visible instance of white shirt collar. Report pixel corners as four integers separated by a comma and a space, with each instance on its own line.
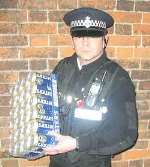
77, 57, 82, 70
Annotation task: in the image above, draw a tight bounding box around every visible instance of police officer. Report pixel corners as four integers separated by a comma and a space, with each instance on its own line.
44, 7, 138, 167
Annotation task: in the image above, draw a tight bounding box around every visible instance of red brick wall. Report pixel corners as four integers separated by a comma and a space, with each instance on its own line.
0, 0, 150, 167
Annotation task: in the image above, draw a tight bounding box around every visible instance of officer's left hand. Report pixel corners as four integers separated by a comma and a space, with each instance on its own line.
43, 132, 77, 155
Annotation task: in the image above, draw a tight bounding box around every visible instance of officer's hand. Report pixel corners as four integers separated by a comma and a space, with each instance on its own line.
43, 133, 77, 155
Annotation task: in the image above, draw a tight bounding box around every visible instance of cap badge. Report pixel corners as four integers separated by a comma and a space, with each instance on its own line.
84, 16, 92, 28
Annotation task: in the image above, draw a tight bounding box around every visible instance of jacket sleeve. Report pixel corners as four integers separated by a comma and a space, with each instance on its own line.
77, 72, 138, 155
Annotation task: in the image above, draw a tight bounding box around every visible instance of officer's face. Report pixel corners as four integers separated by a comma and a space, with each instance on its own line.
72, 36, 104, 65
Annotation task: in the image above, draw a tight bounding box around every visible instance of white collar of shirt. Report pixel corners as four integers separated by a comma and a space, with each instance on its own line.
77, 53, 103, 71
77, 57, 82, 70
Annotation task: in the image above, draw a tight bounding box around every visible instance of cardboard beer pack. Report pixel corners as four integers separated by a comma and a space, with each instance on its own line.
9, 72, 60, 160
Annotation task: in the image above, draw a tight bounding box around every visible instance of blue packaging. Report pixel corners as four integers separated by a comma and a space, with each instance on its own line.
31, 73, 57, 92
9, 72, 60, 160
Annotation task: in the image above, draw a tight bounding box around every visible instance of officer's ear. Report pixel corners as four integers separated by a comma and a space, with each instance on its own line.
71, 36, 75, 49
103, 35, 109, 49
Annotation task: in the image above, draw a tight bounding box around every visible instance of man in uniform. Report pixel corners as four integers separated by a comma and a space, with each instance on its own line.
44, 7, 138, 167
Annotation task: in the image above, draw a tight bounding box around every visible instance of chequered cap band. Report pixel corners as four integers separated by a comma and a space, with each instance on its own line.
70, 16, 106, 29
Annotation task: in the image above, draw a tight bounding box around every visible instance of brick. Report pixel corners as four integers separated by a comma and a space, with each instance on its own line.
48, 11, 66, 22
79, 0, 116, 10
78, 0, 97, 8
133, 140, 148, 149
139, 112, 150, 121
0, 84, 10, 95
0, 48, 18, 59
142, 36, 150, 47
139, 81, 150, 90
137, 101, 149, 111
0, 127, 10, 138
109, 35, 140, 46
58, 0, 77, 9
117, 0, 134, 11
48, 60, 59, 70
116, 48, 134, 59
110, 12, 142, 23
136, 92, 150, 101
0, 96, 10, 106
20, 23, 57, 34
50, 34, 72, 46
0, 23, 17, 34
134, 48, 150, 58
59, 47, 74, 58
0, 10, 27, 22
1, 159, 19, 167
29, 59, 47, 70
18, 156, 49, 166
129, 159, 143, 167
106, 47, 115, 58
112, 161, 128, 167
123, 150, 150, 160
135, 2, 150, 12
0, 36, 28, 47
116, 59, 139, 69
149, 122, 150, 130
0, 151, 9, 158
0, 72, 17, 84
0, 107, 10, 116
21, 47, 57, 59
138, 131, 150, 140
19, 0, 57, 9
143, 13, 150, 23
131, 70, 150, 80
133, 24, 150, 35
58, 22, 70, 34
0, 0, 18, 8
144, 159, 150, 167
96, 0, 116, 10
139, 110, 150, 121
115, 24, 132, 35
1, 138, 10, 150
138, 120, 148, 131
141, 62, 150, 74
18, 72, 29, 80
0, 60, 28, 71
0, 117, 9, 127
30, 36, 48, 46
29, 11, 47, 22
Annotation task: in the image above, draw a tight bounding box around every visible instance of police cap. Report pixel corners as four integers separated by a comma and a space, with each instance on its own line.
63, 7, 114, 37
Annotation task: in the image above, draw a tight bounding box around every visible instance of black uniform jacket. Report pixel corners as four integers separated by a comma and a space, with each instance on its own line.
50, 52, 138, 167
